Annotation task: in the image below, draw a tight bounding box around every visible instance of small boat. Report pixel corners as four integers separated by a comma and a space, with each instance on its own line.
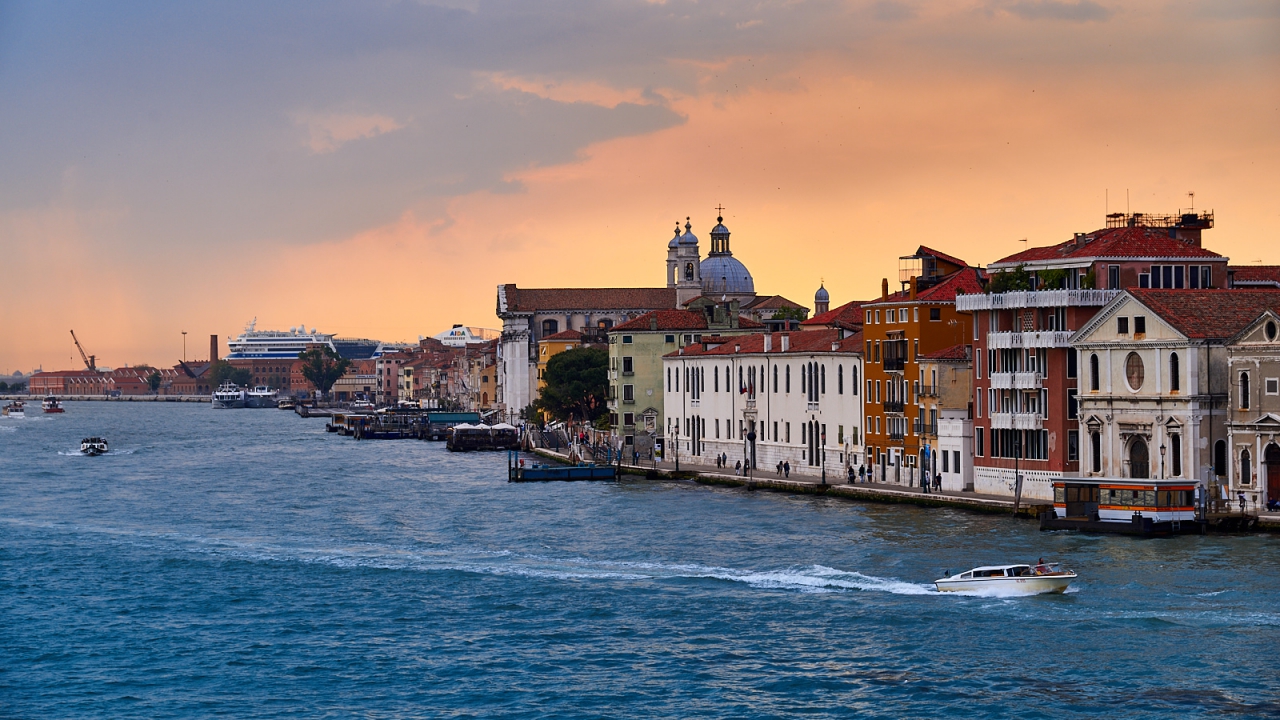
277, 397, 298, 410
935, 563, 1076, 595
43, 396, 65, 413
211, 382, 246, 409
350, 400, 376, 411
81, 437, 109, 456
246, 386, 279, 408
2, 400, 25, 417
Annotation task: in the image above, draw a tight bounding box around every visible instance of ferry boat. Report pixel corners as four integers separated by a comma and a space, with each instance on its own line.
3, 400, 25, 416
277, 397, 298, 410
935, 563, 1076, 595
81, 437, 109, 456
42, 396, 65, 413
246, 386, 279, 408
212, 382, 247, 409
1043, 478, 1202, 535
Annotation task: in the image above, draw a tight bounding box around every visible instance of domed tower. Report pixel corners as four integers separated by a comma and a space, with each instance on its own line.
700, 211, 755, 305
666, 222, 682, 289
675, 217, 702, 306
814, 283, 830, 316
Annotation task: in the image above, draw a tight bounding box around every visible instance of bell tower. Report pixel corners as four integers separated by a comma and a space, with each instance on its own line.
666, 222, 681, 289
675, 217, 702, 306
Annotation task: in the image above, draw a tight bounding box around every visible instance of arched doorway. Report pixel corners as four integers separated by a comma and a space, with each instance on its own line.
1129, 438, 1150, 479
1267, 444, 1280, 503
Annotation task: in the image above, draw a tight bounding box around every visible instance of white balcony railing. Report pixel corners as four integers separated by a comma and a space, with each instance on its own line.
986, 330, 1073, 349
807, 402, 820, 412
989, 412, 1043, 430
957, 289, 1120, 312
990, 371, 1044, 390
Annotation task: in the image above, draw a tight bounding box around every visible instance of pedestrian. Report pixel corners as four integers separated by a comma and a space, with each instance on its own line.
735, 459, 742, 475
847, 465, 855, 484
777, 461, 783, 476
783, 460, 790, 478
1239, 491, 1248, 512
935, 472, 942, 492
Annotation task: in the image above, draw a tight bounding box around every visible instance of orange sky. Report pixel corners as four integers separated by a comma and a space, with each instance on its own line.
2, 1, 1277, 373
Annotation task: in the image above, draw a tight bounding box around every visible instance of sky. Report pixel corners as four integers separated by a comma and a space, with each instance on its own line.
1, 0, 1277, 373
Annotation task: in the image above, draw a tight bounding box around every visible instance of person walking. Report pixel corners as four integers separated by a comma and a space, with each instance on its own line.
847, 465, 855, 484
735, 459, 742, 475
783, 460, 790, 478
777, 461, 783, 476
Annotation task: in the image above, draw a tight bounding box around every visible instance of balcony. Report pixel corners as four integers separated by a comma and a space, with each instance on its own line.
956, 289, 1120, 312
990, 412, 1043, 430
914, 421, 938, 436
884, 400, 905, 414
919, 384, 939, 397
884, 357, 905, 372
990, 371, 1043, 390
888, 430, 905, 441
986, 330, 1074, 349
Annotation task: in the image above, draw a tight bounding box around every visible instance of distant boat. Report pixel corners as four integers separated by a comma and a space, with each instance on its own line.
42, 396, 65, 413
2, 400, 25, 417
81, 437, 108, 456
277, 397, 298, 410
211, 383, 246, 409
935, 563, 1076, 595
246, 386, 279, 408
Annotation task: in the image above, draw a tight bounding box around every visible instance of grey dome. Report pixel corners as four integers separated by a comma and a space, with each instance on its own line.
815, 284, 829, 303
701, 255, 755, 295
711, 221, 730, 237
679, 230, 699, 246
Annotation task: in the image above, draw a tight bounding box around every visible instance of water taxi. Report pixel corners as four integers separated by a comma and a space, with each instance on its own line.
42, 396, 65, 413
277, 397, 298, 410
3, 400, 25, 416
81, 437, 109, 456
935, 563, 1076, 595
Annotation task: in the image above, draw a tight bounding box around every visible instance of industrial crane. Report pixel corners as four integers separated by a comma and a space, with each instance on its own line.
70, 330, 97, 372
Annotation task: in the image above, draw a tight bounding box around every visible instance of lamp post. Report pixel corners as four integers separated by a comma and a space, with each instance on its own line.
182, 331, 187, 363
673, 425, 679, 473
1160, 443, 1167, 480
821, 428, 827, 485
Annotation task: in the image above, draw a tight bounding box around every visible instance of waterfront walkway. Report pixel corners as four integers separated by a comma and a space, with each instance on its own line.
531, 448, 1043, 518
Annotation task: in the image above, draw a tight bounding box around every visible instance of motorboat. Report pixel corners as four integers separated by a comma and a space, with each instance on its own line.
350, 400, 376, 411
2, 400, 25, 417
935, 563, 1076, 595
277, 397, 298, 410
246, 386, 279, 408
211, 382, 247, 409
81, 437, 109, 456
42, 396, 65, 413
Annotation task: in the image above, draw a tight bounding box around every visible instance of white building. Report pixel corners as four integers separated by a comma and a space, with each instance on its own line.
662, 329, 864, 479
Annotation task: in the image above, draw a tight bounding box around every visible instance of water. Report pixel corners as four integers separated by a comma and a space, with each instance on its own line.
3, 403, 1278, 718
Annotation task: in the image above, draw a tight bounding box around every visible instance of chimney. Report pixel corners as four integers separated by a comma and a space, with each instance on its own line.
734, 344, 741, 353
763, 334, 772, 352
650, 315, 658, 331
909, 276, 918, 301
210, 334, 219, 363
832, 341, 840, 352
881, 278, 889, 299
781, 334, 790, 352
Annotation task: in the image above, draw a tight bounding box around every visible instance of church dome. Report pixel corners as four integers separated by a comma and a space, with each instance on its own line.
701, 255, 755, 295
668, 225, 682, 249
815, 284, 829, 304
679, 218, 699, 246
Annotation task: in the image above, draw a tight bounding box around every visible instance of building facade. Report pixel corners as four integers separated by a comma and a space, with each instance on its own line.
917, 344, 974, 492
1225, 309, 1280, 510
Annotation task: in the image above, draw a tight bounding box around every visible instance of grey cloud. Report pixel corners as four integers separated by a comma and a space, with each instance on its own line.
871, 1, 916, 22
999, 0, 1113, 23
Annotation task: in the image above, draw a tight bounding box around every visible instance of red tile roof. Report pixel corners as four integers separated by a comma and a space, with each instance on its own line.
1229, 266, 1280, 287
801, 300, 866, 329
1128, 289, 1280, 339
992, 226, 1222, 267
916, 246, 968, 269
541, 329, 584, 341
667, 329, 863, 357
867, 267, 986, 306
742, 295, 808, 312
919, 344, 970, 361
500, 285, 675, 312
612, 310, 765, 332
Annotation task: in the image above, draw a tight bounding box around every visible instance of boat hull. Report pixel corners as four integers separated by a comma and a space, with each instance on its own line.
935, 574, 1075, 595
211, 397, 246, 409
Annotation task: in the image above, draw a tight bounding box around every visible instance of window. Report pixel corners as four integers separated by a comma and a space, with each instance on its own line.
1267, 378, 1279, 395
976, 428, 984, 457
1068, 430, 1079, 462
623, 412, 634, 426
622, 335, 633, 344
1068, 389, 1078, 419
838, 365, 844, 394
786, 422, 791, 443
913, 308, 919, 323
838, 425, 845, 444
930, 308, 940, 321
953, 451, 960, 475
1171, 434, 1182, 476
716, 419, 721, 438
820, 365, 826, 394
875, 341, 881, 363
665, 334, 675, 343
900, 308, 908, 322
942, 450, 949, 473
1090, 354, 1100, 392
886, 310, 894, 324
622, 357, 633, 374
772, 365, 778, 393
1067, 349, 1077, 379
542, 319, 559, 335
1242, 448, 1252, 485
666, 367, 671, 392
1125, 353, 1144, 391
1134, 316, 1146, 334
1108, 265, 1120, 289
852, 366, 859, 394
914, 339, 919, 360
1215, 439, 1227, 477
875, 310, 881, 324
1091, 432, 1101, 473
1117, 317, 1129, 334
785, 365, 791, 393
1241, 372, 1251, 409
1268, 322, 1278, 341
623, 384, 634, 402
876, 380, 881, 403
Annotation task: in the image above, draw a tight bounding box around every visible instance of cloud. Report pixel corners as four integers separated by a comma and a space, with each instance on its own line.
995, 0, 1114, 23
296, 112, 405, 154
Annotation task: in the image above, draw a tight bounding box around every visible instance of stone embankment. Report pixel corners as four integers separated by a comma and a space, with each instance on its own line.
0, 394, 209, 402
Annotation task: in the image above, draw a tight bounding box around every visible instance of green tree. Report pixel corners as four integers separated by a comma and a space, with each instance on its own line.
534, 347, 608, 423
147, 370, 162, 394
771, 306, 808, 322
0, 382, 8, 392
986, 265, 1032, 294
209, 361, 252, 387
298, 346, 352, 400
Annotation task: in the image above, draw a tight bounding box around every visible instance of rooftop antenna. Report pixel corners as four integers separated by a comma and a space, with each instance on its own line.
1188, 191, 1195, 211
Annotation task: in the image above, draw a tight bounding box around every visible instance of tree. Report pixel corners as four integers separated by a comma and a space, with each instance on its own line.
298, 346, 352, 400
986, 265, 1031, 294
770, 307, 808, 323
534, 347, 608, 423
147, 370, 162, 394
209, 361, 252, 387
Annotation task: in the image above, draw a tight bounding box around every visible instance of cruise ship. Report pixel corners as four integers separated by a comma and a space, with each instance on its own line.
225, 319, 391, 360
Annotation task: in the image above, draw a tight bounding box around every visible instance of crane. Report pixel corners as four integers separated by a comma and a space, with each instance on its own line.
70, 330, 97, 372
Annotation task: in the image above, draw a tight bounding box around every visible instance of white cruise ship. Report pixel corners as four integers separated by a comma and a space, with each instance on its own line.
225, 319, 388, 360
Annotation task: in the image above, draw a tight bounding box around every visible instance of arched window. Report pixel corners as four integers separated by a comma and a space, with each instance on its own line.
1169, 352, 1180, 393
821, 364, 826, 395
1090, 353, 1100, 392
851, 365, 859, 394
1214, 440, 1227, 477
772, 365, 777, 393
541, 319, 558, 336
597, 319, 613, 330
838, 364, 844, 395
685, 262, 694, 281
1242, 448, 1252, 485
786, 365, 791, 393
1171, 434, 1182, 476
1091, 432, 1101, 473
1241, 372, 1251, 410
800, 365, 806, 393
1129, 438, 1149, 479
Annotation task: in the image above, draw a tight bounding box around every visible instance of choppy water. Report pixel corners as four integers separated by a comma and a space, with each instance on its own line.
3, 403, 1278, 718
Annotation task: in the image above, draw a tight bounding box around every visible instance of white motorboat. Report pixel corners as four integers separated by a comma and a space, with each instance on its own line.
81, 437, 109, 456
212, 382, 247, 409
246, 386, 279, 408
934, 563, 1076, 595
3, 400, 25, 416
42, 396, 65, 413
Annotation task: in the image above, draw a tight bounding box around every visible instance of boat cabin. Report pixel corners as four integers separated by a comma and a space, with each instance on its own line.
1052, 478, 1197, 523
956, 565, 1033, 579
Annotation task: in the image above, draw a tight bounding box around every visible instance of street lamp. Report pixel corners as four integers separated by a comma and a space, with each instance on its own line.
821, 427, 827, 485
673, 425, 680, 473
182, 330, 187, 363
1160, 443, 1167, 480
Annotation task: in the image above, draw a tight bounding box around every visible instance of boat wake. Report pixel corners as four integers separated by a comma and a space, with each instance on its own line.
56, 448, 136, 456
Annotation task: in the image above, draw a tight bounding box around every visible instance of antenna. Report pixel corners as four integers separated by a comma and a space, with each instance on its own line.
1188, 191, 1195, 211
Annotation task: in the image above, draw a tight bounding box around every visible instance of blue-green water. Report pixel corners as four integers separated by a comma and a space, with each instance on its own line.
2, 403, 1277, 718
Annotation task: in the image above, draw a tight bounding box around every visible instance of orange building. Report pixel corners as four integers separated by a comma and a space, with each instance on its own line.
862, 247, 981, 486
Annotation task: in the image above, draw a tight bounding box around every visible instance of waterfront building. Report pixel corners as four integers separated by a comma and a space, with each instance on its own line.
863, 247, 981, 486
958, 211, 1225, 500
606, 301, 764, 452
1224, 304, 1280, 510
917, 344, 974, 492
662, 329, 864, 478
1072, 288, 1280, 508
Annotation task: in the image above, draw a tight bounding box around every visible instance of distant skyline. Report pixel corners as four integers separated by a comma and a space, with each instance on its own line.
2, 0, 1277, 372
